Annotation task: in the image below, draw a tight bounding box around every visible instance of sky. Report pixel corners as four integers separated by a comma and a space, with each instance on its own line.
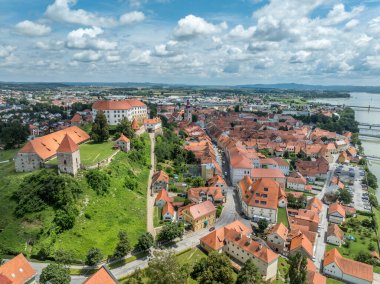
0, 0, 380, 85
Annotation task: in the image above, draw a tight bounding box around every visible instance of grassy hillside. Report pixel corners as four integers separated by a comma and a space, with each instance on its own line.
0, 134, 150, 262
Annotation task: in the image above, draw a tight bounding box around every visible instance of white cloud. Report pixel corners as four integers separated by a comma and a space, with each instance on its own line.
15, 20, 51, 36
73, 50, 102, 62
345, 19, 359, 30
120, 11, 145, 25
365, 55, 380, 69
174, 15, 227, 40
66, 27, 117, 50
229, 25, 256, 40
129, 49, 151, 65
303, 39, 331, 50
324, 4, 364, 25
368, 16, 380, 34
289, 50, 311, 63
46, 0, 117, 27
152, 40, 179, 57
354, 34, 373, 47
36, 40, 64, 50
0, 45, 15, 58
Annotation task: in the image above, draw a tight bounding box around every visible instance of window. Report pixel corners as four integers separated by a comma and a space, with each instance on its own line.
264, 187, 268, 191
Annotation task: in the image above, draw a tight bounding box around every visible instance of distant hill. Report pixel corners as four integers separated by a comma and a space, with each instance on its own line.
0, 82, 68, 90
236, 83, 380, 93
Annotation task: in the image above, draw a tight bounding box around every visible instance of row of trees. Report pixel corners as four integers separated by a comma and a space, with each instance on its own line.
0, 120, 29, 149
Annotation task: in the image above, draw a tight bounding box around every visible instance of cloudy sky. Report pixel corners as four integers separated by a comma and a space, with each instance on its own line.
1, 0, 380, 85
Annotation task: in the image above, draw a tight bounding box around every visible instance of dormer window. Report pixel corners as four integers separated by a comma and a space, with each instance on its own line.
264, 187, 268, 192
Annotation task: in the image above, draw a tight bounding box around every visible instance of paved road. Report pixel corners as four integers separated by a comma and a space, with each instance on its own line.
146, 133, 156, 237
313, 165, 334, 270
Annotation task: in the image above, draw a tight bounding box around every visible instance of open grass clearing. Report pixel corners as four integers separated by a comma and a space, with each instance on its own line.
79, 140, 116, 165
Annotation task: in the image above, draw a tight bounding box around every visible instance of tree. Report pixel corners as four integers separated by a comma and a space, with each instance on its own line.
287, 252, 307, 284
191, 177, 205, 187
157, 222, 183, 243
0, 120, 29, 149
116, 117, 135, 139
191, 251, 234, 284
191, 114, 198, 123
85, 169, 111, 195
86, 247, 103, 266
40, 264, 70, 284
146, 250, 187, 284
54, 207, 77, 232
136, 232, 154, 251
91, 110, 109, 143
113, 230, 131, 259
258, 218, 269, 233
236, 258, 263, 284
234, 105, 240, 112
355, 251, 374, 265
54, 249, 73, 265
336, 189, 352, 204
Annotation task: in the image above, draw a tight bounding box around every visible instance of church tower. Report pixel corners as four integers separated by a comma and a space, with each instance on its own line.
57, 134, 81, 176
185, 99, 192, 122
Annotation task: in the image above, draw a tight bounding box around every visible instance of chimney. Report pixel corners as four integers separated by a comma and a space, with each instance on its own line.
245, 239, 252, 246
256, 244, 262, 251
237, 232, 242, 240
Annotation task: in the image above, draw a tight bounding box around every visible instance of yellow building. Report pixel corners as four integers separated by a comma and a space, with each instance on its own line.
181, 201, 216, 231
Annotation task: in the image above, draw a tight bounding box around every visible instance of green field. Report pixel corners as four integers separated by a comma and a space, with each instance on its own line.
79, 140, 117, 165
277, 208, 289, 227
0, 134, 151, 261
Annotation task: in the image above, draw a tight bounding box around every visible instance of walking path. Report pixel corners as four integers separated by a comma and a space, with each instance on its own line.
146, 133, 156, 237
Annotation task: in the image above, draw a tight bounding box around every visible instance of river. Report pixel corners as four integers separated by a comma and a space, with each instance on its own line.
312, 92, 380, 200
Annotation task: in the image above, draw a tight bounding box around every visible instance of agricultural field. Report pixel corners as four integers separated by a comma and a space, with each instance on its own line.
0, 134, 151, 262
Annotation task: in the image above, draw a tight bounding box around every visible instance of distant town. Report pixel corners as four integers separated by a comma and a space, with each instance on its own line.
0, 84, 379, 284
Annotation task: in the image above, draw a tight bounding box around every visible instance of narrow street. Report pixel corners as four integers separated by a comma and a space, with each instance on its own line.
146, 133, 156, 237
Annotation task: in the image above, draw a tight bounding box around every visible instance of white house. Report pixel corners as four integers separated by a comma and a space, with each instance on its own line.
323, 249, 373, 284
328, 203, 346, 224
326, 224, 345, 246
92, 99, 147, 125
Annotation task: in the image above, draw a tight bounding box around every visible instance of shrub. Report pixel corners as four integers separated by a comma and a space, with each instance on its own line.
86, 248, 103, 266
85, 169, 111, 195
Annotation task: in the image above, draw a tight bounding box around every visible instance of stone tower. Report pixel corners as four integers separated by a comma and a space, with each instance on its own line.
57, 134, 81, 176
185, 99, 192, 122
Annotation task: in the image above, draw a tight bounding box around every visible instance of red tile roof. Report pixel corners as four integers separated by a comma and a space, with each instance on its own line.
56, 134, 79, 153
152, 170, 169, 184
0, 254, 36, 284
327, 224, 344, 241
92, 99, 145, 110
187, 187, 224, 203
289, 233, 313, 257
131, 118, 139, 130
155, 189, 174, 204
238, 176, 284, 210
116, 134, 130, 143
251, 168, 285, 179
162, 201, 175, 216
83, 266, 118, 284
19, 126, 89, 160
71, 113, 82, 123
324, 249, 373, 282
187, 201, 216, 220
328, 203, 346, 218
267, 223, 289, 240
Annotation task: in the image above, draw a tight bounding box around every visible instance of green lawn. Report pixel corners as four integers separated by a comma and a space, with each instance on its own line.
0, 134, 151, 262
327, 278, 345, 284
277, 208, 289, 227
79, 140, 117, 165
153, 207, 162, 228
176, 247, 207, 266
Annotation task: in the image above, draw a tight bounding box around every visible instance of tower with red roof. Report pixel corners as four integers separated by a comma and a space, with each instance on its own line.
57, 134, 81, 176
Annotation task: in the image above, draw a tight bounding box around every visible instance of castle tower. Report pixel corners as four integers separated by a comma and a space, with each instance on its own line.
185, 99, 192, 122
57, 134, 81, 176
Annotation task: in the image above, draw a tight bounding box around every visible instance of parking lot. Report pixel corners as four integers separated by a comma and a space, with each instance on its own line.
334, 164, 369, 211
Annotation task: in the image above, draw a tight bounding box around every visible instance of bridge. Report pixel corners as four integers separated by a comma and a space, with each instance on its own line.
329, 104, 380, 111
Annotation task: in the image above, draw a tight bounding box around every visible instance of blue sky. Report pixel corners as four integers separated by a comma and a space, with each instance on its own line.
0, 0, 380, 85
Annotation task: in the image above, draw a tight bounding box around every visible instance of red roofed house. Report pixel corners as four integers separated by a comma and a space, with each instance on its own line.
237, 176, 287, 223
114, 134, 130, 152
288, 232, 314, 259
200, 220, 279, 281
0, 254, 36, 284
307, 258, 326, 284
328, 203, 346, 224
92, 100, 147, 125
57, 134, 81, 176
207, 174, 227, 191
251, 168, 286, 188
181, 200, 216, 231
287, 172, 308, 192
187, 187, 225, 204
71, 113, 83, 126
162, 202, 175, 221
267, 223, 289, 254
151, 170, 169, 192
143, 117, 162, 134
15, 126, 89, 173
155, 189, 174, 208
323, 248, 373, 284
326, 224, 345, 246
83, 265, 118, 284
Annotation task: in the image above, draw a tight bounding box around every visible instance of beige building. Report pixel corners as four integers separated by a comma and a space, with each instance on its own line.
57, 134, 81, 176
114, 134, 130, 152
200, 220, 279, 281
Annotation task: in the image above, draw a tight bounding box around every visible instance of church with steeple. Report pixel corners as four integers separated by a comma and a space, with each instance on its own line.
185, 99, 192, 122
